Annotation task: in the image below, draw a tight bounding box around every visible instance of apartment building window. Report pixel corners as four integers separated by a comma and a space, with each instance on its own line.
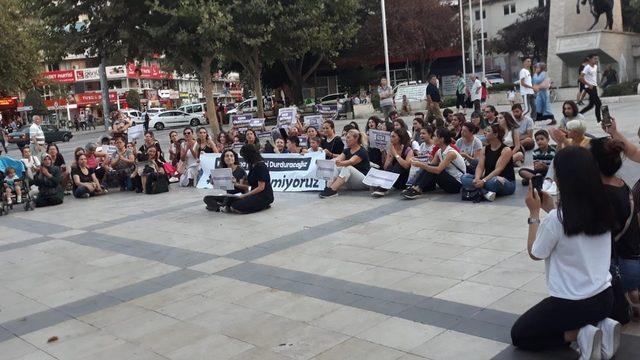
504, 3, 516, 15
474, 10, 486, 21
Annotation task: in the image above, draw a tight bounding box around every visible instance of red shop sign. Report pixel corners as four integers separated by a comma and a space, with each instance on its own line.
42, 70, 76, 83
126, 63, 173, 80
75, 92, 118, 105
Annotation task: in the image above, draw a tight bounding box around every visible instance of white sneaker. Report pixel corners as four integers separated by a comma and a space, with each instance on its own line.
168, 176, 179, 183
577, 324, 603, 360
542, 179, 558, 196
484, 191, 496, 202
16, 197, 21, 204
597, 318, 620, 360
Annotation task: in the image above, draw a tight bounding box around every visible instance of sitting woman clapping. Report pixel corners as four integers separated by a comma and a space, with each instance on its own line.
319, 129, 370, 198
403, 128, 466, 199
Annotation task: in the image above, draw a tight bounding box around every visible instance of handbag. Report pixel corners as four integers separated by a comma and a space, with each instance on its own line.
609, 184, 635, 324
461, 188, 483, 202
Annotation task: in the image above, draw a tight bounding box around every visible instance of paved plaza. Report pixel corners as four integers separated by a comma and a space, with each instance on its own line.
1, 101, 640, 359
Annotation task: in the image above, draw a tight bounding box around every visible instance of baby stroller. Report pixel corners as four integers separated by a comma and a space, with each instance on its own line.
0, 156, 35, 215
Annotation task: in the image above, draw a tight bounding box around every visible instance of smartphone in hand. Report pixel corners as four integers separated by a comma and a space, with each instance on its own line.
601, 105, 612, 127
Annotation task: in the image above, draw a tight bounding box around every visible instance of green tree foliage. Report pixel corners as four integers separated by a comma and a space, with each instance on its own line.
0, 0, 41, 96
490, 3, 549, 60
622, 0, 640, 33
24, 89, 48, 115
126, 90, 141, 111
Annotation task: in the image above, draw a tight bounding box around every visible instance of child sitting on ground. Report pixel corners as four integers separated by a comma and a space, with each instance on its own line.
3, 167, 23, 204
518, 129, 556, 185
306, 137, 324, 154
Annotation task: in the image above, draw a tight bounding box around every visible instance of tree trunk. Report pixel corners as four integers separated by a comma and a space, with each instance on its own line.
252, 50, 265, 118
99, 56, 110, 132
282, 55, 324, 105
199, 57, 220, 137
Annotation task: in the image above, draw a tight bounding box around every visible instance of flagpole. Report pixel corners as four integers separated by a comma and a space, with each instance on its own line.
381, 0, 391, 85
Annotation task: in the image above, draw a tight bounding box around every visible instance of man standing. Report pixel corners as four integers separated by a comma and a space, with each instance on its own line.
512, 104, 535, 151
143, 112, 150, 132
29, 115, 46, 158
455, 71, 466, 112
426, 75, 443, 126
579, 54, 602, 123
378, 77, 394, 120
519, 57, 536, 120
470, 74, 482, 113
87, 112, 96, 130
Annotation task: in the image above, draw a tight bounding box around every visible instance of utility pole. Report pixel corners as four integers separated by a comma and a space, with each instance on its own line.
381, 0, 391, 85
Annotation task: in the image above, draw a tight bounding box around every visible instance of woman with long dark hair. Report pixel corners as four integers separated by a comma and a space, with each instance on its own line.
220, 149, 248, 194
203, 145, 273, 213
245, 129, 261, 152
372, 128, 413, 197
511, 146, 619, 359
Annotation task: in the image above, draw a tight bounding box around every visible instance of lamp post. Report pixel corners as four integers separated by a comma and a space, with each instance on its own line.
480, 0, 486, 80
381, 0, 391, 85
468, 0, 475, 76
459, 0, 466, 80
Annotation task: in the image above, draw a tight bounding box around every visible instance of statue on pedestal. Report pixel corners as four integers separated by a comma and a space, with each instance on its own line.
576, 0, 614, 31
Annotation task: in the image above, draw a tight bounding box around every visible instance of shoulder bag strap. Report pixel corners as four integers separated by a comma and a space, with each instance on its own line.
614, 184, 635, 242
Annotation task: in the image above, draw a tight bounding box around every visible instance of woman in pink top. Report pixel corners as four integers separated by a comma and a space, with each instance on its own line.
85, 143, 108, 183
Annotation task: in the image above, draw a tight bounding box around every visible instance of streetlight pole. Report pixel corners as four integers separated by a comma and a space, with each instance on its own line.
468, 0, 475, 76
381, 0, 391, 86
459, 0, 466, 79
480, 0, 486, 80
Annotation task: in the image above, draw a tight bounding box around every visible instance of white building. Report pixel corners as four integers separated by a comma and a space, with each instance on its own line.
463, 0, 548, 82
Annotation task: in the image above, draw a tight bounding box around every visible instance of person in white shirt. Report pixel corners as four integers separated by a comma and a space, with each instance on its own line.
470, 74, 482, 113
511, 146, 620, 360
579, 54, 602, 123
378, 77, 394, 121
29, 115, 46, 159
519, 57, 537, 120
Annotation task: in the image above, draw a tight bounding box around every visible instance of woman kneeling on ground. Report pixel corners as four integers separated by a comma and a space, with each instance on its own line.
319, 129, 370, 198
460, 123, 515, 201
511, 146, 620, 360
403, 128, 466, 199
371, 128, 413, 197
204, 145, 273, 213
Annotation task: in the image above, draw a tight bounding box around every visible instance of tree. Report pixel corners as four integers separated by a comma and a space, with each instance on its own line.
147, 0, 231, 136
126, 90, 141, 110
490, 3, 549, 60
386, 0, 459, 81
37, 0, 150, 130
24, 89, 48, 116
274, 0, 364, 104
0, 0, 42, 96
622, 0, 640, 33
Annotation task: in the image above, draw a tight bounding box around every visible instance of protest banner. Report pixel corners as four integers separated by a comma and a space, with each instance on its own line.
277, 107, 297, 127
231, 114, 253, 132
101, 145, 117, 157
249, 118, 265, 130
315, 159, 337, 181
368, 129, 391, 150
317, 104, 338, 120
406, 156, 431, 186
304, 115, 323, 128
198, 152, 326, 191
363, 168, 400, 189
257, 131, 273, 144
210, 168, 234, 190
128, 124, 144, 141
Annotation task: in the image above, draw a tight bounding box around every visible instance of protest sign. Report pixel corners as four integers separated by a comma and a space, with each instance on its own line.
210, 168, 234, 190
368, 129, 391, 150
128, 124, 144, 141
257, 131, 273, 144
198, 152, 326, 191
231, 114, 253, 132
102, 145, 117, 157
249, 118, 265, 130
304, 115, 323, 128
298, 135, 308, 148
232, 142, 245, 152
363, 168, 400, 189
406, 156, 430, 186
277, 107, 297, 127
315, 159, 337, 181
317, 104, 338, 120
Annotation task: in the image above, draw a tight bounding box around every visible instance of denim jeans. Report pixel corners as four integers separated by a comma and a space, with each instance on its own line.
460, 173, 516, 196
615, 258, 640, 292
73, 186, 90, 198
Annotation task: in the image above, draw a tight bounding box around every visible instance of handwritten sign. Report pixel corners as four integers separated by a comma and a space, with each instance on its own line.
210, 168, 234, 190
299, 135, 308, 148
363, 168, 400, 189
368, 129, 391, 150
317, 104, 338, 120
304, 115, 323, 128
406, 156, 430, 186
277, 107, 297, 127
315, 159, 338, 181
249, 118, 265, 130
128, 124, 144, 141
256, 131, 273, 144
231, 114, 253, 133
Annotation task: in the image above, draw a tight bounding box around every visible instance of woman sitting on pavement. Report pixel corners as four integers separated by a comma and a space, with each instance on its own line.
456, 122, 483, 174
217, 131, 232, 151
416, 125, 435, 158
460, 123, 515, 201
196, 127, 219, 154
366, 116, 384, 168
449, 113, 464, 140
32, 153, 64, 207
591, 137, 640, 320
85, 142, 109, 184
220, 149, 248, 194
138, 131, 165, 161
180, 127, 200, 187
21, 147, 40, 179
203, 145, 273, 213
109, 137, 136, 190
498, 111, 523, 166
511, 146, 619, 360
47, 144, 70, 194
403, 128, 466, 199
319, 129, 370, 198
411, 117, 425, 148
139, 147, 168, 194
470, 111, 487, 143
72, 153, 105, 198
371, 128, 413, 197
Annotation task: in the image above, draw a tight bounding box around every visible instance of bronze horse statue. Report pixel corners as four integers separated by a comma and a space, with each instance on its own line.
576, 0, 614, 31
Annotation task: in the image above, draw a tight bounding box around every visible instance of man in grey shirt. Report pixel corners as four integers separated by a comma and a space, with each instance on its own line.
512, 103, 534, 150
378, 77, 394, 121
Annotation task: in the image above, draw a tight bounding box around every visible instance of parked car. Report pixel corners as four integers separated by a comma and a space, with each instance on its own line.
319, 93, 348, 106
120, 109, 143, 125
485, 73, 505, 85
149, 110, 204, 130
226, 97, 274, 117
143, 107, 166, 117
178, 102, 208, 124
8, 125, 73, 148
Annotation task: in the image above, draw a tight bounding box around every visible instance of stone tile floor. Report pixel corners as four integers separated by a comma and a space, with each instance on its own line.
1, 102, 640, 359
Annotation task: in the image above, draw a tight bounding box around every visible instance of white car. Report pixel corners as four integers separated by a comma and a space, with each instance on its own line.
178, 102, 208, 124
226, 97, 274, 116
319, 93, 347, 106
144, 107, 166, 117
149, 110, 203, 130
120, 109, 142, 125
485, 73, 505, 85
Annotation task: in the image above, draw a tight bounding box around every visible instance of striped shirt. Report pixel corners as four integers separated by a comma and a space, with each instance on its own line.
29, 123, 45, 146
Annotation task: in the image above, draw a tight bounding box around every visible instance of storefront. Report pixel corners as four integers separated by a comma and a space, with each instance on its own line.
0, 97, 18, 126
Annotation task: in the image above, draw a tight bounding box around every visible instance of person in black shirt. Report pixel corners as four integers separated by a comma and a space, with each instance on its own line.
426, 75, 443, 126
319, 129, 370, 198
221, 149, 248, 194
203, 145, 273, 213
321, 120, 344, 159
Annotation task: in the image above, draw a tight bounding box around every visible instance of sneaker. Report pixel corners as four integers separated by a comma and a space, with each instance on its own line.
169, 176, 179, 183
577, 325, 602, 360
16, 197, 22, 204
597, 318, 620, 360
547, 119, 557, 126
82, 193, 90, 198
402, 187, 422, 200
319, 187, 338, 198
484, 191, 496, 202
521, 178, 529, 186
371, 187, 388, 198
